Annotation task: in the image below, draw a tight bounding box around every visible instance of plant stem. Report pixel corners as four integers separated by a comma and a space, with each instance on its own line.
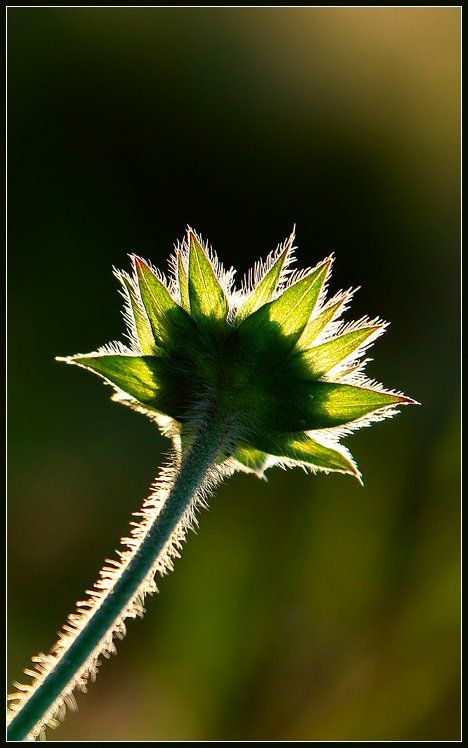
8, 416, 229, 742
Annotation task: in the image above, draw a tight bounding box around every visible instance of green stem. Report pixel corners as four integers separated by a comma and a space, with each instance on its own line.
8, 416, 229, 742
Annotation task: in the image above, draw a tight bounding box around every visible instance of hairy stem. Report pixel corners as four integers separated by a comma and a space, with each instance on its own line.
8, 416, 230, 741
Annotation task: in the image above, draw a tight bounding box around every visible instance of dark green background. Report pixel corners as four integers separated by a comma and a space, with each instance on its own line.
8, 7, 460, 741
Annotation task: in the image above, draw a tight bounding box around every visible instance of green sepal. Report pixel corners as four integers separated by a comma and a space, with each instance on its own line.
119, 274, 156, 355
297, 299, 343, 350
236, 243, 290, 322
134, 257, 195, 349
236, 260, 330, 352
66, 354, 162, 405
252, 432, 360, 479
241, 379, 408, 436
177, 253, 190, 311
300, 325, 381, 377
232, 446, 269, 476
188, 232, 228, 326
297, 381, 408, 430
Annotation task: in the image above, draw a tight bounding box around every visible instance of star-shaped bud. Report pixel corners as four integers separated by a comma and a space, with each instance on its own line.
59, 228, 417, 483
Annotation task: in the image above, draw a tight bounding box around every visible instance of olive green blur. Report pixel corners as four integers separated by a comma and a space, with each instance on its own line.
7, 7, 460, 741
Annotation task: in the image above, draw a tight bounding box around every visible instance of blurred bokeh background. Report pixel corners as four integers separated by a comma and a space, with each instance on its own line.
7, 7, 460, 741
